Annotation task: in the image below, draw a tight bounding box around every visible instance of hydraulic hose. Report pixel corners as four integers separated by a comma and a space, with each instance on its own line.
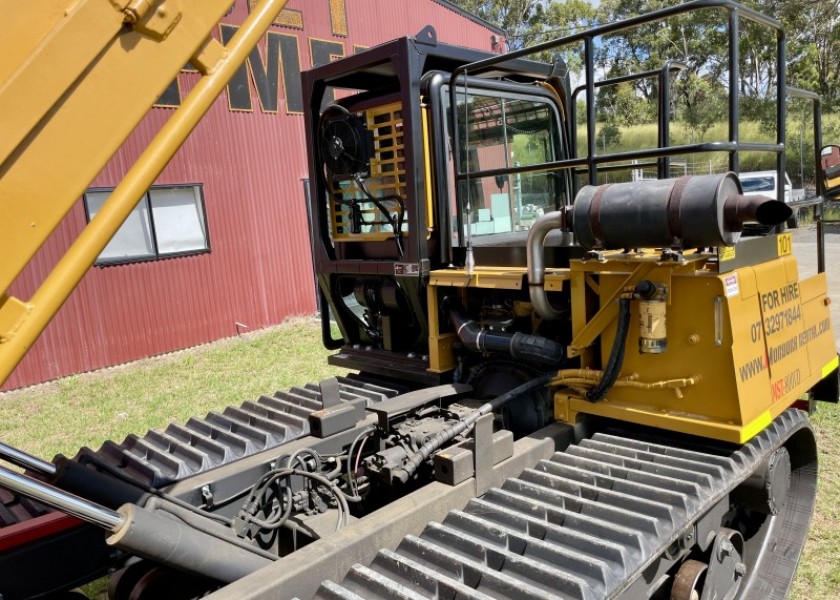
391, 373, 554, 483
584, 297, 631, 402
446, 299, 565, 368
585, 280, 658, 402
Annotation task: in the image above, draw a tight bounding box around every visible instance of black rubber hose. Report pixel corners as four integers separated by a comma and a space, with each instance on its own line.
447, 299, 565, 368
391, 373, 554, 483
585, 298, 631, 402
585, 282, 650, 402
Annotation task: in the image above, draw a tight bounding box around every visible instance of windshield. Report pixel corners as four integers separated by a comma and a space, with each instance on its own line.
446, 87, 565, 247
740, 176, 775, 193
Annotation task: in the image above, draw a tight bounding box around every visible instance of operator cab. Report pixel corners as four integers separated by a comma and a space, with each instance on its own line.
423, 72, 578, 267
302, 34, 567, 378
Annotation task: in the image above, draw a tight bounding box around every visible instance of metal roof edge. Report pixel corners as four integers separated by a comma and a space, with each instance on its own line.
429, 0, 505, 36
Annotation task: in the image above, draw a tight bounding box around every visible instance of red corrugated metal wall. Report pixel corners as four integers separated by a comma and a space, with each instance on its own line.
3, 0, 498, 390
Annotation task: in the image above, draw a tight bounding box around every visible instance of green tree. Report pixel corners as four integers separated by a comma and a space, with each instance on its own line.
449, 0, 545, 50
448, 0, 598, 54
679, 73, 727, 142
450, 0, 838, 138
595, 82, 655, 128
783, 0, 840, 109
593, 0, 731, 144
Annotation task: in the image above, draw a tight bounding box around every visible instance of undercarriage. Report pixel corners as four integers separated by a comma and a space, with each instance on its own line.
0, 376, 818, 600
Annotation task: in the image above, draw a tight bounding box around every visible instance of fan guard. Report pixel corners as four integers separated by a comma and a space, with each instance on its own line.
319, 112, 372, 177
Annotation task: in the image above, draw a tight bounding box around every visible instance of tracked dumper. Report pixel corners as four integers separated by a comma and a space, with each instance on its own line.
1, 1, 839, 599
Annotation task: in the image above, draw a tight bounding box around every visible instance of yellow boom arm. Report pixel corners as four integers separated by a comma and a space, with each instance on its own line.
0, 0, 288, 386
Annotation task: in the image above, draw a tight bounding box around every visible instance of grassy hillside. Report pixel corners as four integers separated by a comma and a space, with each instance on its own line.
575, 113, 840, 185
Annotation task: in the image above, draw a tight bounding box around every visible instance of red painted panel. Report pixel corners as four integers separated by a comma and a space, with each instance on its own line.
3, 0, 498, 390
0, 513, 82, 552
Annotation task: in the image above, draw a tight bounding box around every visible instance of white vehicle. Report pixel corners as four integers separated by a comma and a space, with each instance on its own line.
738, 170, 799, 227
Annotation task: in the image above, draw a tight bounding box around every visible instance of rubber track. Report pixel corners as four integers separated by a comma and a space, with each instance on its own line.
75, 376, 399, 488
0, 377, 399, 529
0, 487, 50, 528
311, 409, 809, 600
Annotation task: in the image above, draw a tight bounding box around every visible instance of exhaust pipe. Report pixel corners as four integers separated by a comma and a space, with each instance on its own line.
526, 208, 571, 321
723, 193, 792, 230
525, 174, 791, 320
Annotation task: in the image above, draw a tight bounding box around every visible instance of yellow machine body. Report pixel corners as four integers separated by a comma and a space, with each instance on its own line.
557, 235, 837, 443
427, 234, 836, 444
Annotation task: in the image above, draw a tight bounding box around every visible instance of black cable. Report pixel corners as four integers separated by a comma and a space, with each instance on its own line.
237, 468, 348, 534
285, 448, 322, 472
345, 427, 375, 496
204, 486, 251, 510
585, 297, 631, 402
584, 280, 659, 403
354, 175, 406, 257
237, 480, 294, 531
237, 468, 295, 531
485, 372, 555, 412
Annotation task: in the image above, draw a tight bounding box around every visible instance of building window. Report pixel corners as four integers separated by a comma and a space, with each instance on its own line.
85, 185, 209, 265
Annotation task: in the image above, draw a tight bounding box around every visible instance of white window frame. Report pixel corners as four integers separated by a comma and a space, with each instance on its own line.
84, 184, 210, 266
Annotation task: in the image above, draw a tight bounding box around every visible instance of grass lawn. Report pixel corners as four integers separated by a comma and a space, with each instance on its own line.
1, 316, 838, 598
0, 316, 344, 462
791, 401, 840, 599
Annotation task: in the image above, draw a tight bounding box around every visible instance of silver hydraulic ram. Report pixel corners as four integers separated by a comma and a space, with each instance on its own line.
0, 463, 271, 582
0, 440, 57, 477
0, 463, 121, 530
